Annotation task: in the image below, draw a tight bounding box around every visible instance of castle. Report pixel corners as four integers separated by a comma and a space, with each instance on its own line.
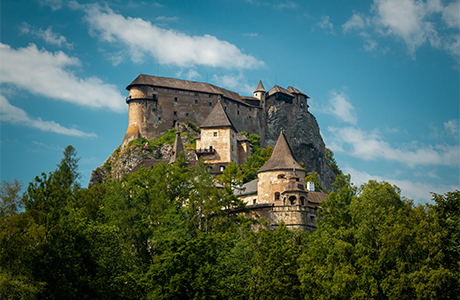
132, 92, 325, 231
122, 74, 309, 147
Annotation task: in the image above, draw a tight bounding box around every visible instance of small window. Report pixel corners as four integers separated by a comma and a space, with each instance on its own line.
253, 199, 256, 205
220, 166, 225, 171
186, 113, 189, 117
213, 132, 217, 137
158, 117, 161, 121
278, 174, 285, 179
173, 111, 177, 115
152, 108, 156, 112
275, 192, 280, 201
209, 102, 212, 106
195, 99, 198, 104
237, 110, 239, 115
174, 97, 178, 102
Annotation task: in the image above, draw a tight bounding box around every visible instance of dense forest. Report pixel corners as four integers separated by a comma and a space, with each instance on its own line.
1, 145, 459, 300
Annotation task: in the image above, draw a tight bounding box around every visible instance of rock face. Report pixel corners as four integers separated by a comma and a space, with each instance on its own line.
88, 125, 198, 187
263, 101, 336, 192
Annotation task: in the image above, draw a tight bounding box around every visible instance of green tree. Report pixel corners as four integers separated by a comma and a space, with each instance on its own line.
325, 147, 342, 176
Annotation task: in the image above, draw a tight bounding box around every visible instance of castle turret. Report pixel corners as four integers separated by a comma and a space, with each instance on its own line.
254, 80, 266, 108
122, 74, 159, 147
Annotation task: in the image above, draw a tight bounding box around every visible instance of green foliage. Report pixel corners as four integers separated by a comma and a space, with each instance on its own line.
2, 144, 458, 300
185, 120, 201, 133
325, 147, 342, 176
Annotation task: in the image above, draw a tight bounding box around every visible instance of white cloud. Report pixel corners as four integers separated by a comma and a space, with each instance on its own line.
176, 69, 201, 81
343, 166, 458, 203
317, 15, 335, 35
0, 43, 125, 112
275, 1, 298, 10
444, 119, 459, 135
326, 90, 358, 124
20, 22, 73, 48
342, 12, 370, 33
1, 95, 96, 137
78, 3, 264, 69
329, 126, 460, 168
343, 0, 460, 60
211, 73, 254, 95
155, 16, 178, 22
39, 0, 63, 11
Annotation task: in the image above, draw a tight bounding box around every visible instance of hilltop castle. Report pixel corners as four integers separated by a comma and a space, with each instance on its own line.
122, 74, 309, 147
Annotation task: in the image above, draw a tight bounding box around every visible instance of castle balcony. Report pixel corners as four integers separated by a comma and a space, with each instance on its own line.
195, 147, 216, 157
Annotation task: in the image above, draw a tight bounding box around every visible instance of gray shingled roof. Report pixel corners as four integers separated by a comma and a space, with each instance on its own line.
287, 86, 307, 97
257, 132, 305, 173
267, 85, 294, 97
254, 80, 266, 92
235, 178, 258, 196
127, 74, 250, 105
200, 101, 238, 130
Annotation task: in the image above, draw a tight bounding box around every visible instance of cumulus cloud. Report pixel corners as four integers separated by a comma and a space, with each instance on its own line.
0, 43, 125, 112
327, 90, 357, 124
212, 73, 255, 95
317, 15, 335, 35
343, 0, 460, 59
1, 95, 96, 137
77, 3, 264, 69
20, 22, 73, 48
444, 119, 459, 135
343, 166, 458, 203
329, 126, 460, 168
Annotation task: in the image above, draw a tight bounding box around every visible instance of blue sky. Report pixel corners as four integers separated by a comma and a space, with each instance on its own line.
1, 0, 459, 203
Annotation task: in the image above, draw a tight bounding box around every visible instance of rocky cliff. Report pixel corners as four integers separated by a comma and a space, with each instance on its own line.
263, 102, 336, 192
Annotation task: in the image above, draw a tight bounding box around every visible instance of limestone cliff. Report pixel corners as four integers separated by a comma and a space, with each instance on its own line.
88, 125, 198, 187
263, 102, 336, 192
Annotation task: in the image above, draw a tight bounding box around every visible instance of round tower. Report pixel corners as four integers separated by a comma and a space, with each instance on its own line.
121, 75, 158, 147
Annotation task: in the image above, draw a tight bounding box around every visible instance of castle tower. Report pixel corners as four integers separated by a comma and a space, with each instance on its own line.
256, 132, 306, 205
254, 80, 266, 108
196, 101, 238, 164
122, 75, 158, 147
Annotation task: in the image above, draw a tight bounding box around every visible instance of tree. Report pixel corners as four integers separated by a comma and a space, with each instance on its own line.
305, 171, 324, 192
0, 179, 24, 219
325, 147, 342, 176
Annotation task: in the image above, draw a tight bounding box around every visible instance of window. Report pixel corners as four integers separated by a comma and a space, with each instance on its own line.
186, 113, 189, 117
209, 102, 212, 106
158, 117, 161, 121
237, 110, 240, 115
213, 132, 217, 137
274, 192, 280, 201
300, 196, 305, 206
220, 166, 225, 171
173, 111, 177, 115
289, 196, 296, 205
195, 99, 198, 104
152, 108, 156, 112
278, 174, 286, 179
174, 97, 178, 102
253, 199, 257, 205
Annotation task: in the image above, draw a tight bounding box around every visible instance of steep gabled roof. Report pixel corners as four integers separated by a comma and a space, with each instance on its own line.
254, 80, 266, 93
267, 85, 294, 97
169, 130, 184, 164
287, 86, 308, 97
200, 101, 238, 131
257, 132, 304, 173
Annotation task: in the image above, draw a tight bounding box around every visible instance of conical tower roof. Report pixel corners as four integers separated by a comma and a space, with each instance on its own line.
200, 101, 237, 131
169, 129, 184, 164
254, 80, 266, 93
257, 132, 304, 173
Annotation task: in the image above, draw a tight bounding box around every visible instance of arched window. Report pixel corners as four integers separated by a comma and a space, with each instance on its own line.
300, 196, 306, 206
289, 196, 296, 205
278, 174, 285, 179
